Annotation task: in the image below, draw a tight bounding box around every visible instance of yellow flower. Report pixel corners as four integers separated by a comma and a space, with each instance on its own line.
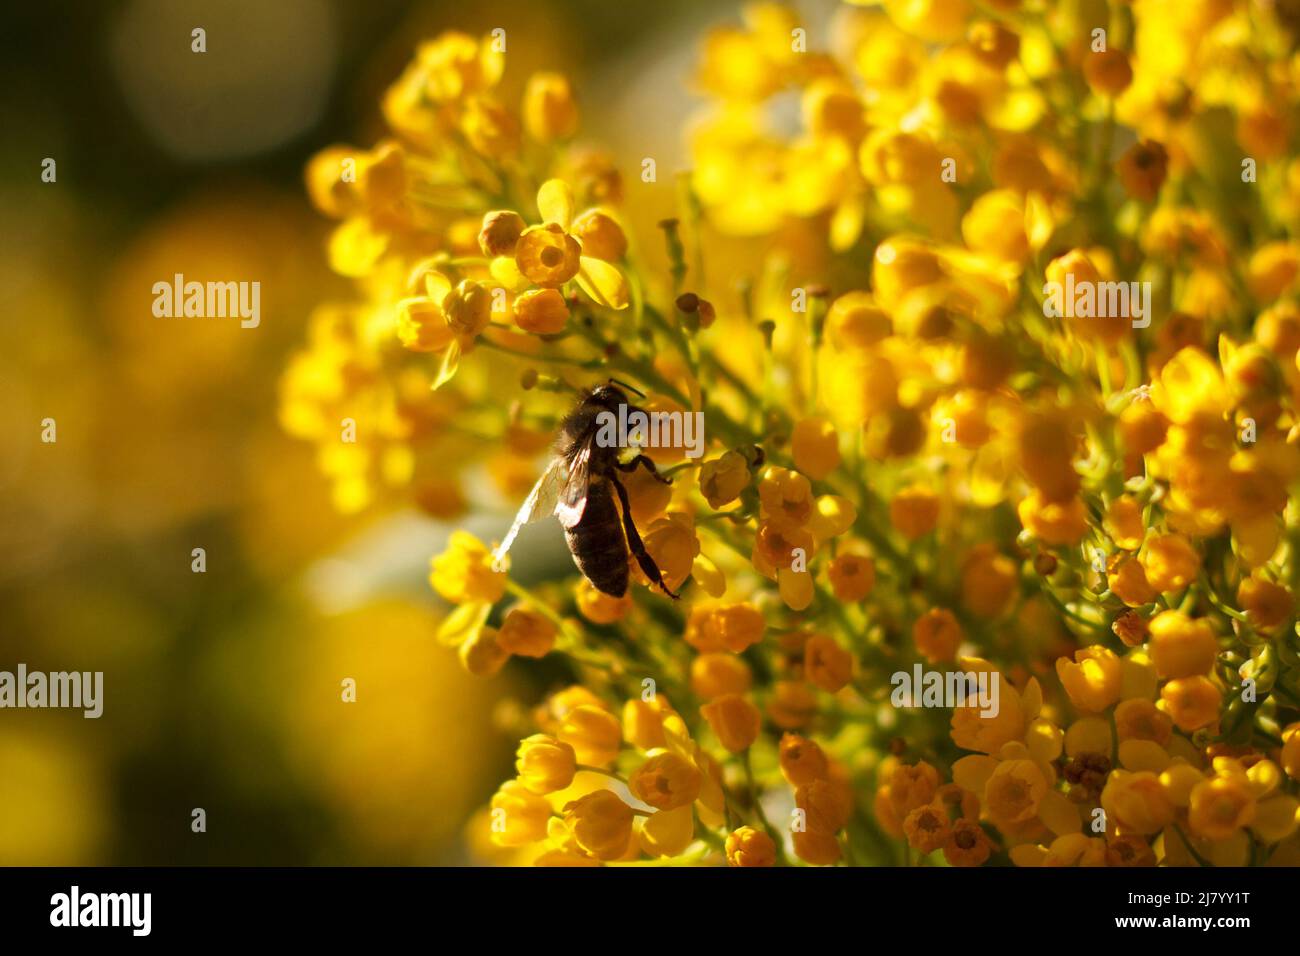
888, 761, 940, 819
827, 551, 875, 602
890, 485, 940, 539
1150, 347, 1229, 424
515, 222, 582, 287
758, 466, 814, 528
804, 634, 853, 693
698, 450, 750, 508
430, 531, 506, 604
523, 72, 578, 142
515, 734, 576, 794
824, 292, 892, 350
575, 579, 632, 624
792, 828, 842, 866
1237, 575, 1294, 630
1114, 699, 1173, 746
1147, 611, 1218, 679
725, 826, 776, 867
767, 680, 818, 730
798, 777, 853, 833
1188, 775, 1256, 841
1119, 399, 1168, 457
1159, 676, 1221, 732
1018, 491, 1088, 546
571, 210, 627, 262
1105, 496, 1146, 552
459, 626, 509, 677
1140, 534, 1200, 594
622, 698, 668, 751
903, 804, 952, 854
984, 759, 1048, 827
943, 819, 992, 867
690, 653, 752, 700
396, 296, 454, 353
913, 608, 963, 663
1116, 139, 1167, 203
701, 694, 762, 753
558, 704, 622, 767
442, 279, 493, 339
640, 804, 694, 857
950, 663, 1028, 754
1109, 556, 1157, 607
705, 603, 766, 654
640, 512, 700, 592
562, 790, 634, 860
959, 544, 1017, 618
791, 417, 842, 479
778, 733, 829, 787
1084, 49, 1133, 98
490, 780, 553, 846
1055, 646, 1122, 713
497, 607, 557, 658
1100, 770, 1174, 835
512, 288, 569, 335
961, 189, 1028, 266
478, 209, 525, 257
628, 751, 703, 810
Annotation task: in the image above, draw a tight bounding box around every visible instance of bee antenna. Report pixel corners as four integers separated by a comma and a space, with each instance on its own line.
608, 377, 645, 398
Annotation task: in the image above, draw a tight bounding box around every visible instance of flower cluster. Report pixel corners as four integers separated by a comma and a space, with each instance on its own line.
285, 2, 1300, 865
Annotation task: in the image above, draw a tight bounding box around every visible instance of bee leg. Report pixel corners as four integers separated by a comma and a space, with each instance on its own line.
609, 473, 679, 598
617, 454, 671, 485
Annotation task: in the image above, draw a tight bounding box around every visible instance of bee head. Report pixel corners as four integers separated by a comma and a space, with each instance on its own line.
585, 378, 642, 412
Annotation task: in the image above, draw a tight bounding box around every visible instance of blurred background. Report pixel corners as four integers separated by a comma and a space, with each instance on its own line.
0, 0, 802, 864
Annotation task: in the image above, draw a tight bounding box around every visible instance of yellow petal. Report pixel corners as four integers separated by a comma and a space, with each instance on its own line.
1064, 716, 1112, 758
1021, 677, 1043, 720
577, 256, 629, 310
432, 336, 462, 390
1119, 653, 1158, 701
1025, 192, 1054, 251
808, 495, 857, 539
489, 255, 529, 292
1251, 795, 1300, 844
952, 754, 998, 795
639, 804, 694, 857
1246, 759, 1282, 799
1039, 789, 1081, 837
1025, 718, 1063, 763
424, 268, 453, 300
777, 567, 814, 611
1000, 740, 1030, 761
435, 601, 492, 646
691, 553, 727, 598
1010, 843, 1048, 867
537, 178, 575, 230
1119, 739, 1170, 773
830, 195, 865, 253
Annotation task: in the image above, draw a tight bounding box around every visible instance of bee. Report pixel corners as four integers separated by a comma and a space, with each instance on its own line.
493, 382, 679, 599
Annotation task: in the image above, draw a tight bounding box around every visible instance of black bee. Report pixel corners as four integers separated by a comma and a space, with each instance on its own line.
493, 382, 679, 599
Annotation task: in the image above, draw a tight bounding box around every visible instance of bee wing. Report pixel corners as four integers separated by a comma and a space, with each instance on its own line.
555, 436, 594, 528
493, 457, 567, 565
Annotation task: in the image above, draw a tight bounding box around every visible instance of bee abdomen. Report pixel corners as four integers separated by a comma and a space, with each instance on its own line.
565, 481, 629, 597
